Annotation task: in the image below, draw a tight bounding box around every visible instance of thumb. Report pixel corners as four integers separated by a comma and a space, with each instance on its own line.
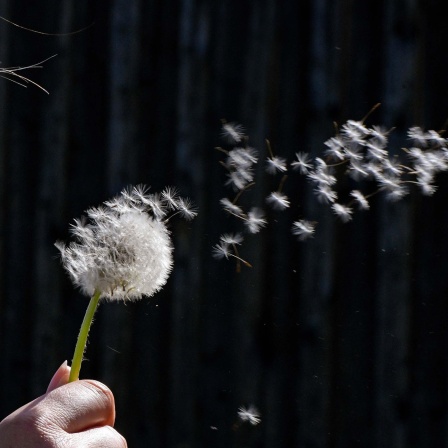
47, 360, 71, 393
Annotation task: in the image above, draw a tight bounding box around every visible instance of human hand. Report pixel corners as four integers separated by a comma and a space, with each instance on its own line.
0, 361, 127, 447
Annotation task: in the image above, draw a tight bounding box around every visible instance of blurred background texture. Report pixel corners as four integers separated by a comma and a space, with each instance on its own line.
1, 1, 448, 447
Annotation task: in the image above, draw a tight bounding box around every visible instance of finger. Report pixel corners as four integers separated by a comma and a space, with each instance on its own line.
69, 425, 127, 448
47, 360, 71, 393
37, 380, 116, 432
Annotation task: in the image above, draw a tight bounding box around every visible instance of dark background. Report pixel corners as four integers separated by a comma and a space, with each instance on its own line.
1, 1, 448, 447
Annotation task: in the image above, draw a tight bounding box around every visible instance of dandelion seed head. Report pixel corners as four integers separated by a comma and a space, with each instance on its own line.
56, 185, 196, 301
58, 210, 173, 300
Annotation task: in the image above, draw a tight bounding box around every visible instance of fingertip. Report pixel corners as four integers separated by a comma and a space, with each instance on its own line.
81, 379, 116, 425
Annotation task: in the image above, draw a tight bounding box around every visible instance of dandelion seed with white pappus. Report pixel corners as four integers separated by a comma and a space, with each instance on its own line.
291, 220, 316, 241
365, 140, 388, 162
226, 147, 258, 167
408, 126, 429, 147
266, 191, 290, 210
291, 151, 312, 173
220, 232, 244, 245
221, 121, 245, 144
226, 170, 251, 191
161, 186, 180, 210
56, 185, 196, 382
266, 155, 287, 174
245, 207, 267, 234
212, 238, 252, 271
350, 190, 370, 210
220, 198, 244, 216
324, 136, 346, 160
348, 159, 370, 181
343, 142, 364, 161
237, 406, 261, 425
212, 242, 232, 260
314, 185, 338, 204
426, 129, 447, 147
265, 139, 287, 174
332, 203, 353, 223
369, 125, 390, 145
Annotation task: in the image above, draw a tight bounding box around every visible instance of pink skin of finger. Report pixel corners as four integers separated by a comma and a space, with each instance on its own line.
0, 361, 127, 448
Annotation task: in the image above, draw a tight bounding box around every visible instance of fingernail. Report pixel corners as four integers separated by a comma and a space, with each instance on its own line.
47, 360, 70, 392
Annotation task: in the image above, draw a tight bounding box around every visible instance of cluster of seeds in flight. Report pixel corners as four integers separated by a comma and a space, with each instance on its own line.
213, 112, 448, 269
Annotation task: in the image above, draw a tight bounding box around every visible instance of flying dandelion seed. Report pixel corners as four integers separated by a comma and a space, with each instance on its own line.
237, 406, 261, 425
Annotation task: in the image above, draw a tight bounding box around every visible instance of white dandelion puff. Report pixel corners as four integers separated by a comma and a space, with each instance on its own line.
56, 185, 196, 301
57, 206, 173, 301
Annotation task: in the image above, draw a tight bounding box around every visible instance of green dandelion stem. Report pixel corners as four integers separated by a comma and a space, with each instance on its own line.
69, 289, 101, 382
